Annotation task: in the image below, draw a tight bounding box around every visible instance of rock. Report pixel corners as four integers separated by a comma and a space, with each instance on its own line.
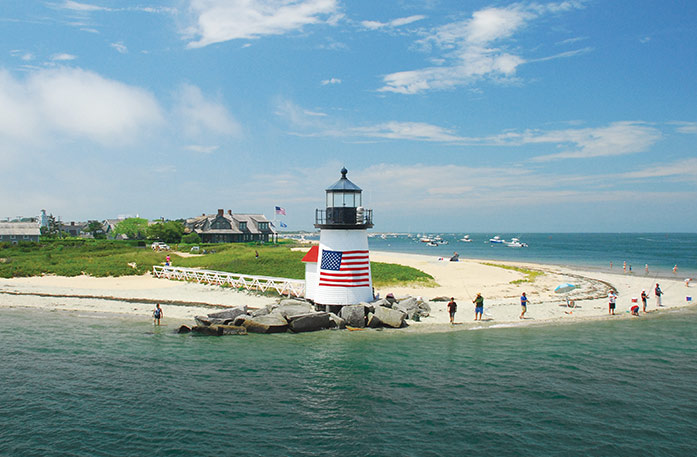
385, 293, 396, 304
366, 312, 381, 328
251, 305, 273, 317
431, 296, 450, 302
371, 298, 390, 308
328, 312, 346, 329
374, 306, 406, 328
191, 325, 221, 336
242, 314, 289, 334
418, 300, 431, 313
398, 297, 418, 311
288, 312, 331, 333
340, 304, 366, 328
278, 302, 315, 320
214, 325, 247, 335
279, 298, 310, 307
233, 315, 252, 326
176, 325, 191, 334
207, 306, 247, 320
359, 301, 375, 314
194, 315, 213, 327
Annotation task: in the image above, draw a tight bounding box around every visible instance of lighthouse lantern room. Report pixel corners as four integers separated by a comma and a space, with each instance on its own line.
310, 168, 373, 309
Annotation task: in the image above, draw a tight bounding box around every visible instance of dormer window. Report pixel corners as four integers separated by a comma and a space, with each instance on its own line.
239, 221, 247, 230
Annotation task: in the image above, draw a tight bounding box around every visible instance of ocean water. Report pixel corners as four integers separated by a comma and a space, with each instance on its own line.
367, 233, 697, 278
2, 307, 697, 456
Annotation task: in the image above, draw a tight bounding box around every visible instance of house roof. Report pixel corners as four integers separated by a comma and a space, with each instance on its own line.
185, 212, 277, 235
301, 245, 319, 263
0, 222, 41, 236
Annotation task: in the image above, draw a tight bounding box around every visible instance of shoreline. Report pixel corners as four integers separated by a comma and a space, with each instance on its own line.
0, 250, 693, 332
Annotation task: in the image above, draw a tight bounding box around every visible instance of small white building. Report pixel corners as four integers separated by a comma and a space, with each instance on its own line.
307, 168, 374, 308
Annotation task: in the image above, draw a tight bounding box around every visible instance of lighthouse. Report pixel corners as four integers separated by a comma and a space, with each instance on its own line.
306, 167, 373, 309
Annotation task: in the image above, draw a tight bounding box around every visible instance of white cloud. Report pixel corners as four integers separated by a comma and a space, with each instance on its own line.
349, 121, 465, 142
620, 158, 697, 182
361, 15, 425, 30
321, 77, 342, 85
671, 122, 697, 134
174, 83, 242, 138
184, 0, 340, 48
379, 2, 585, 94
110, 42, 128, 54
61, 0, 108, 12
0, 67, 164, 145
50, 53, 77, 61
185, 144, 220, 154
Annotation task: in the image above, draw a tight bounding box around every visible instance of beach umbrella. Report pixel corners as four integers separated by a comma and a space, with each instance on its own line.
554, 283, 576, 294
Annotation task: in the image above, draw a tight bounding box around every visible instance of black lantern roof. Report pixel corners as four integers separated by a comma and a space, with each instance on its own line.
326, 167, 362, 192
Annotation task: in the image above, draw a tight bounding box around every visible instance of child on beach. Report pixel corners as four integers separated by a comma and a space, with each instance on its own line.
447, 298, 457, 324
630, 305, 640, 316
608, 290, 617, 315
520, 292, 528, 319
153, 304, 163, 326
473, 293, 484, 321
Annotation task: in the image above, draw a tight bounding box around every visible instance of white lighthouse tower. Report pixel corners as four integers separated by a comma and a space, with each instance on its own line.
309, 167, 373, 308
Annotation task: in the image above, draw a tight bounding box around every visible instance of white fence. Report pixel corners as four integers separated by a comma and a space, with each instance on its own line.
152, 265, 305, 297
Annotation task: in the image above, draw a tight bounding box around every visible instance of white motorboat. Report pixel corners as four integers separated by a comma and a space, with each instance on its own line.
506, 237, 528, 248
489, 236, 505, 244
427, 241, 438, 247
460, 235, 472, 242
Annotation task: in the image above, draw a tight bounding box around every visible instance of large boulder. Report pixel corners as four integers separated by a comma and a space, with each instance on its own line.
242, 314, 289, 334
233, 314, 252, 326
328, 312, 346, 329
288, 312, 331, 333
371, 298, 390, 308
340, 304, 366, 328
359, 301, 375, 314
191, 325, 221, 336
207, 306, 248, 320
194, 315, 213, 327
397, 297, 418, 311
214, 325, 248, 336
251, 304, 276, 318
277, 302, 315, 320
374, 306, 406, 328
176, 325, 191, 334
366, 312, 381, 328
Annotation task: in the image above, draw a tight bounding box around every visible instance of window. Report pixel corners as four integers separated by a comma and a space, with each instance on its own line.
239, 222, 247, 230
258, 222, 268, 230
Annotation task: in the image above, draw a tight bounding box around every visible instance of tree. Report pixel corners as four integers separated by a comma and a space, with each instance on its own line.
182, 232, 201, 244
147, 221, 185, 244
86, 220, 106, 239
40, 214, 61, 238
114, 217, 149, 240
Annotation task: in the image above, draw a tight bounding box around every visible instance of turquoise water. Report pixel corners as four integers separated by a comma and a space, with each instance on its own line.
2, 307, 697, 456
367, 233, 697, 278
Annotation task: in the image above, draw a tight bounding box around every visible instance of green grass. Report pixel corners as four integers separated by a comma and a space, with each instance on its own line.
0, 240, 433, 287
481, 262, 544, 284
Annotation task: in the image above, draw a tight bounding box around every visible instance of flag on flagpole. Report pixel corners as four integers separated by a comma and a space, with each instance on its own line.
275, 206, 286, 215
280, 222, 287, 228
319, 250, 370, 287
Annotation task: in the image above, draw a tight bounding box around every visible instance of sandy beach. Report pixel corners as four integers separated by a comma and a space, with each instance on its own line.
1, 250, 692, 330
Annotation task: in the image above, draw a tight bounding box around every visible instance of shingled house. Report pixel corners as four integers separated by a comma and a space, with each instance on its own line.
0, 221, 41, 244
185, 209, 276, 243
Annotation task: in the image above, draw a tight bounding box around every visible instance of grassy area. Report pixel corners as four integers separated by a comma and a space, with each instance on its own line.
0, 240, 433, 287
481, 262, 545, 284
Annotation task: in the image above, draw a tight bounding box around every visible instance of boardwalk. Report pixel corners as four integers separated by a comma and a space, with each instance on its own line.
152, 265, 305, 297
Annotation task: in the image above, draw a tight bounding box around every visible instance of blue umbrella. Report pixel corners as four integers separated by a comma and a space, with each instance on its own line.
554, 283, 576, 294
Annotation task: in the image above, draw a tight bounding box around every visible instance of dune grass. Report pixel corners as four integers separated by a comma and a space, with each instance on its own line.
0, 240, 433, 287
481, 262, 545, 284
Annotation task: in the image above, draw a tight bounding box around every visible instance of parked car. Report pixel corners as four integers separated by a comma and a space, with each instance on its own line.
151, 242, 170, 251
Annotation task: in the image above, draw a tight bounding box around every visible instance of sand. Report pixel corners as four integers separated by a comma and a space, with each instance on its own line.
0, 250, 692, 330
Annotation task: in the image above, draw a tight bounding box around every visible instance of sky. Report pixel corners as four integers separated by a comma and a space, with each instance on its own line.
1, 0, 696, 232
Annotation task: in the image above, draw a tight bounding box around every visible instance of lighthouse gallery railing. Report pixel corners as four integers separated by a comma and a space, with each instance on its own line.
152, 265, 305, 297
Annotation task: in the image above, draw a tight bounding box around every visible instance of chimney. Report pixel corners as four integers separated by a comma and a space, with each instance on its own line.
217, 209, 224, 217
71, 221, 75, 226
228, 210, 232, 216
202, 213, 206, 217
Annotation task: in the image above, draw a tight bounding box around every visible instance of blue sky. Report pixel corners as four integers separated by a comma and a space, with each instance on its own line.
1, 0, 695, 232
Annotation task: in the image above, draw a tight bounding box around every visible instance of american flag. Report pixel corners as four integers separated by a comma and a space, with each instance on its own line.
319, 249, 371, 287
275, 206, 286, 215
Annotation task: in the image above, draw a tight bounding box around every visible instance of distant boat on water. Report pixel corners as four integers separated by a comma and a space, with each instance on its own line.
489, 236, 505, 244
460, 235, 472, 242
506, 237, 528, 248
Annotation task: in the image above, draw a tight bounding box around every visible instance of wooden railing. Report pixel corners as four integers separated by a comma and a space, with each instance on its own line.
152, 265, 305, 297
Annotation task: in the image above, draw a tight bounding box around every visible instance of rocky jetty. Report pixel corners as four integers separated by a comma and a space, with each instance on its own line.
185, 296, 431, 336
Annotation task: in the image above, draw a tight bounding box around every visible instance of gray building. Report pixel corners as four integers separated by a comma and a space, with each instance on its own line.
186, 209, 276, 243
0, 222, 41, 244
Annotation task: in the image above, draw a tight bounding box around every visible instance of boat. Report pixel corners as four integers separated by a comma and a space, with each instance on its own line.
427, 241, 438, 247
420, 236, 433, 243
460, 235, 472, 242
436, 240, 448, 245
489, 236, 505, 244
506, 237, 528, 248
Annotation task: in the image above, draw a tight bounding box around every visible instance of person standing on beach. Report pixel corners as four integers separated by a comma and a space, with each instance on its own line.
655, 283, 663, 307
623, 261, 627, 273
473, 293, 484, 321
645, 264, 649, 274
673, 265, 678, 275
153, 303, 163, 325
520, 292, 528, 319
447, 297, 457, 324
641, 290, 649, 312
608, 290, 617, 315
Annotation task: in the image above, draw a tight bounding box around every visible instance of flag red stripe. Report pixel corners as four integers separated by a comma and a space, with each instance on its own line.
320, 272, 370, 277
341, 250, 369, 254
319, 282, 371, 287
340, 261, 369, 266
